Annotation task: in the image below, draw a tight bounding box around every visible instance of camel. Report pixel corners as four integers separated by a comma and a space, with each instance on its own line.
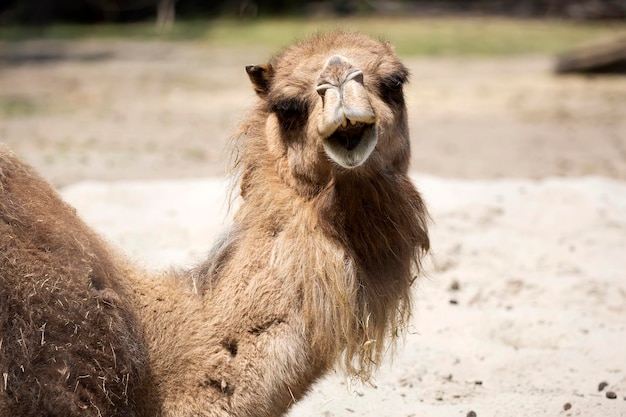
0, 31, 430, 417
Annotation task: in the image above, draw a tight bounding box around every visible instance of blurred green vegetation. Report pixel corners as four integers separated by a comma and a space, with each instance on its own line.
0, 95, 40, 117
1, 17, 624, 56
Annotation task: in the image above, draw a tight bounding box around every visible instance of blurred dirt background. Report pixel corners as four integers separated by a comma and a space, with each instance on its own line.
1, 33, 625, 186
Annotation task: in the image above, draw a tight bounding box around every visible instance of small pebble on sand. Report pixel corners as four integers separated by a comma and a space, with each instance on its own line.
598, 381, 608, 391
449, 299, 458, 305
606, 391, 617, 399
563, 403, 572, 411
450, 280, 460, 291
467, 411, 477, 417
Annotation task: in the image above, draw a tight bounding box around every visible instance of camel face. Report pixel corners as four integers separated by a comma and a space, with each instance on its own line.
246, 31, 411, 183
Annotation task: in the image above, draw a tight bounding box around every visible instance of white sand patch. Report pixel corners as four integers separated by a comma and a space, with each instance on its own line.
62, 178, 234, 270
62, 175, 626, 417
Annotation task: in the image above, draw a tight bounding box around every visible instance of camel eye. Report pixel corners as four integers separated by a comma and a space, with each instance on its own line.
273, 97, 308, 119
272, 97, 309, 132
379, 74, 406, 107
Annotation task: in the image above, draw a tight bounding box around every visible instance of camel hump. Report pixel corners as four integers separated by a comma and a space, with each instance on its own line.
0, 147, 119, 291
0, 149, 147, 416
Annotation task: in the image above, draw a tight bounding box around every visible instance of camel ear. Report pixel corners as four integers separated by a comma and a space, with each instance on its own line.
245, 64, 273, 97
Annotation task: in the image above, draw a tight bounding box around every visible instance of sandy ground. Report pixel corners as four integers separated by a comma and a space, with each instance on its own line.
2, 39, 626, 416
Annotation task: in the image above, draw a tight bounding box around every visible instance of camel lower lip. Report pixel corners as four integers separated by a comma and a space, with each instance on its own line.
323, 123, 377, 169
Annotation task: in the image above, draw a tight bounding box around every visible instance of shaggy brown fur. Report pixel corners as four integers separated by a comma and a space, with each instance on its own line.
0, 149, 147, 416
0, 31, 429, 417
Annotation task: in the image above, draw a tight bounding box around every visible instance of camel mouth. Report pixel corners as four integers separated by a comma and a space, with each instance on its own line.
323, 121, 377, 169
328, 121, 370, 151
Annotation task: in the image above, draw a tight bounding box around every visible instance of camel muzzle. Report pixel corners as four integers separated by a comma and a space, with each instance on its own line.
316, 55, 377, 168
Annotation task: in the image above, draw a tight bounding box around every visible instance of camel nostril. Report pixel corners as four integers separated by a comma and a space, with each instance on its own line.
316, 83, 333, 97
345, 70, 364, 85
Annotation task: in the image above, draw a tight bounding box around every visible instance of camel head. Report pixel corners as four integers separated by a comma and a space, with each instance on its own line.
243, 31, 411, 194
